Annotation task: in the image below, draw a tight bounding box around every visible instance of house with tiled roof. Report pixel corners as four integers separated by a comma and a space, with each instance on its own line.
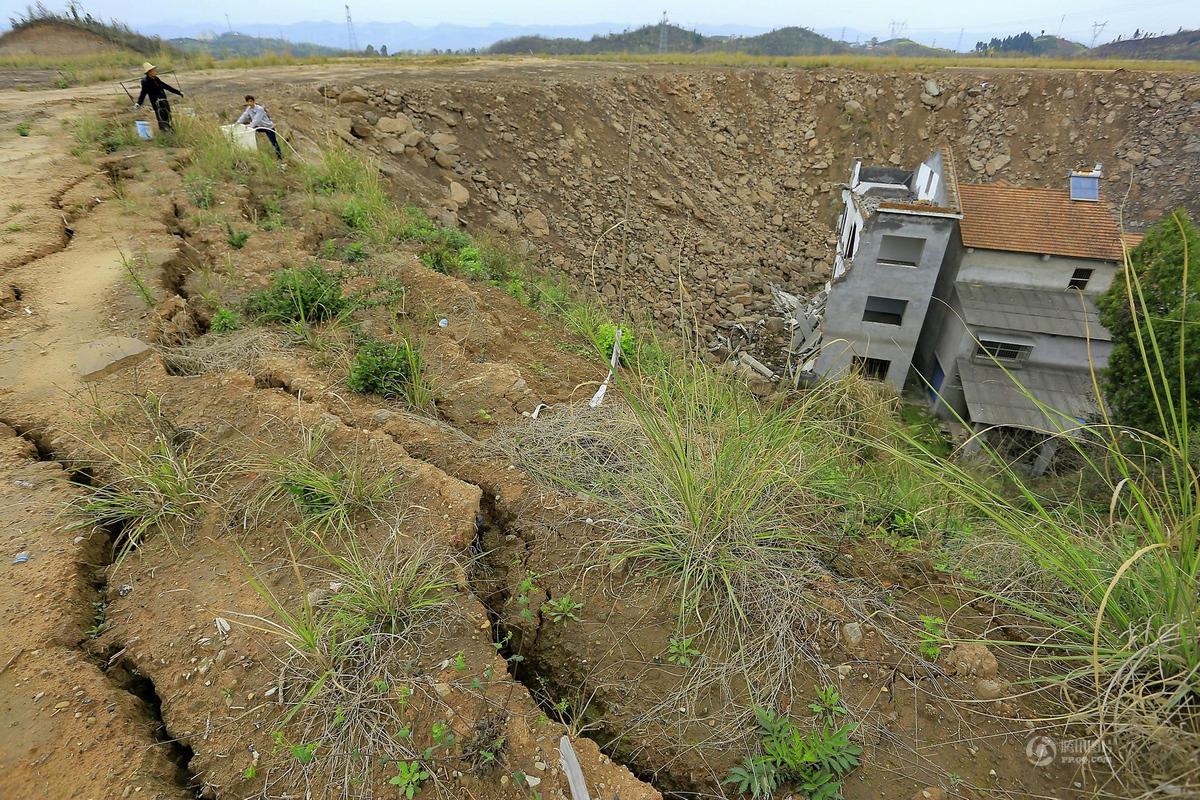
815, 149, 1134, 465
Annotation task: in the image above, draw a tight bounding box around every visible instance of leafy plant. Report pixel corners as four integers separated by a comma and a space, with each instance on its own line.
209, 307, 242, 333
724, 707, 862, 799
541, 594, 583, 625
666, 635, 700, 667
225, 222, 251, 249
342, 242, 369, 262
389, 761, 430, 798
15, 123, 30, 136
807, 685, 848, 718
347, 338, 433, 409
917, 615, 946, 661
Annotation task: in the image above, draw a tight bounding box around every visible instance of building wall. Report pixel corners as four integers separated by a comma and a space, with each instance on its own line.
816, 211, 957, 391
957, 249, 1119, 295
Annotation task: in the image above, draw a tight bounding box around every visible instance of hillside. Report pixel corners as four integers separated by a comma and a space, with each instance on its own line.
706, 26, 845, 56
859, 38, 951, 57
1089, 28, 1200, 60
170, 32, 343, 58
1, 9, 169, 58
487, 23, 844, 56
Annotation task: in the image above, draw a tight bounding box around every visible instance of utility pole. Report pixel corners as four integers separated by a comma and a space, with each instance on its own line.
955, 27, 963, 51
345, 4, 358, 52
1090, 20, 1107, 48
225, 13, 232, 33
658, 11, 668, 54
1056, 14, 1066, 37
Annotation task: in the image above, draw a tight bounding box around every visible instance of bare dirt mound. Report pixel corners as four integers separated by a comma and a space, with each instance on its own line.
0, 21, 138, 58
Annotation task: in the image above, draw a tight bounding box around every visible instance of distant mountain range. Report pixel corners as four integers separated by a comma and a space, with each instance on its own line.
142, 21, 776, 54
124, 20, 1200, 61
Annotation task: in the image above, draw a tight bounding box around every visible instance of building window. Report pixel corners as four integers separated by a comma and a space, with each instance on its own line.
877, 234, 925, 267
975, 339, 1034, 366
863, 295, 908, 325
853, 356, 890, 380
1069, 268, 1094, 290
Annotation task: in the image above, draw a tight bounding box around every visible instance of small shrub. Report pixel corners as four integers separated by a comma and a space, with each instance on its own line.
209, 308, 242, 333
225, 222, 251, 249
420, 241, 458, 274
347, 338, 430, 406
595, 322, 636, 364
246, 264, 345, 324
15, 123, 30, 136
317, 239, 338, 259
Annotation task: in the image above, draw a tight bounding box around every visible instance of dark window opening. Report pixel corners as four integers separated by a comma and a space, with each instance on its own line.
1069, 268, 1094, 290
863, 295, 908, 326
853, 356, 891, 381
844, 226, 858, 259
975, 339, 1034, 366
877, 234, 925, 267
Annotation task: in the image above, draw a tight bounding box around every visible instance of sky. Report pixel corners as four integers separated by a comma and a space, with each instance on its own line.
3, 0, 1197, 44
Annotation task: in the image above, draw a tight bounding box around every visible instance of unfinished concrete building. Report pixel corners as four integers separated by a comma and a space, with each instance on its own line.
815, 149, 1134, 454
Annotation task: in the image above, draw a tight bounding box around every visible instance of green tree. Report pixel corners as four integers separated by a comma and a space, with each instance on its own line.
1097, 210, 1200, 437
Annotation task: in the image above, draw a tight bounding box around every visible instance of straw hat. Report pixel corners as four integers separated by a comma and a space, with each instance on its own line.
142, 62, 156, 73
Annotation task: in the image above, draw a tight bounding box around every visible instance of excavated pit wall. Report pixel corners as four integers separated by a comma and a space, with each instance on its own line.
258, 66, 1200, 357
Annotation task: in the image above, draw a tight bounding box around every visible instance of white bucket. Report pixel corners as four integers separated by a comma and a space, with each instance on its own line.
220, 123, 258, 153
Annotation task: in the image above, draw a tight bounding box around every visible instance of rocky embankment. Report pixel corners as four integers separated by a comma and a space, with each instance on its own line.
277, 67, 1200, 353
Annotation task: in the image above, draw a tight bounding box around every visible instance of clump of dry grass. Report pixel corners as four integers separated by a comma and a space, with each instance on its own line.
155, 327, 281, 375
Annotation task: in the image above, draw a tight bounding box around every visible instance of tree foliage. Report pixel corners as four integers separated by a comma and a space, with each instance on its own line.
1097, 210, 1200, 437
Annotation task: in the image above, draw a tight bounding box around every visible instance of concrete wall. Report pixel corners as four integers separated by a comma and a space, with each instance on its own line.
957, 249, 1119, 295
817, 210, 957, 391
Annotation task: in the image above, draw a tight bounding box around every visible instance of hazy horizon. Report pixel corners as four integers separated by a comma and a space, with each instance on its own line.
3, 0, 1198, 48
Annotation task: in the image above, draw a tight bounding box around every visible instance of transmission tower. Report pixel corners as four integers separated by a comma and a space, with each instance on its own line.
345, 4, 358, 52
658, 11, 668, 54
1090, 20, 1107, 48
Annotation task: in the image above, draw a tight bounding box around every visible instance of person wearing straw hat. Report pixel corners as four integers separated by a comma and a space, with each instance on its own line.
236, 95, 283, 160
135, 63, 183, 132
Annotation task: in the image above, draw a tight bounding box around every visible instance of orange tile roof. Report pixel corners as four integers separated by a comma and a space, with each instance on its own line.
958, 183, 1127, 262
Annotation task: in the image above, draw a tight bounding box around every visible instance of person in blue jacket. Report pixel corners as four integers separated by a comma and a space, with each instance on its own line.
236, 95, 283, 160
135, 62, 183, 131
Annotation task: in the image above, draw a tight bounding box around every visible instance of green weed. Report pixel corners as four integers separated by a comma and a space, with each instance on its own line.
724, 703, 861, 799
225, 222, 251, 249
245, 264, 346, 324
347, 338, 434, 409
209, 308, 242, 333
541, 594, 583, 625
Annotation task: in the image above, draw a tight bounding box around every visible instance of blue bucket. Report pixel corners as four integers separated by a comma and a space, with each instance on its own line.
135, 120, 152, 139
